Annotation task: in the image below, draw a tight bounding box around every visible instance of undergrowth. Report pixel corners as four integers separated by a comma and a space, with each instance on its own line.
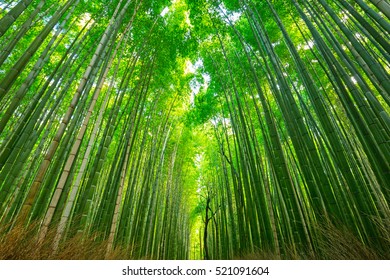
1, 217, 389, 260
0, 222, 131, 260
236, 217, 390, 260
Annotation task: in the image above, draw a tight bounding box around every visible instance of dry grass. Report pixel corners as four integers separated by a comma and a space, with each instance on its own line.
1, 218, 389, 260
236, 218, 390, 260
314, 221, 379, 260
0, 222, 132, 260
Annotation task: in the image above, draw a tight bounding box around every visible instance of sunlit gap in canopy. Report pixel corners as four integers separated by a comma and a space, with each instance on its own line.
215, 2, 242, 24
160, 0, 187, 18
160, 6, 169, 17
186, 59, 211, 106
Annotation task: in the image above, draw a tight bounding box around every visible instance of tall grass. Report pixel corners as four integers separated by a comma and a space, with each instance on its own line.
1, 217, 388, 260
0, 222, 131, 260
235, 217, 390, 260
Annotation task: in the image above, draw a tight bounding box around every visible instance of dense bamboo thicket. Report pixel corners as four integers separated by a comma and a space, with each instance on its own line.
0, 0, 389, 259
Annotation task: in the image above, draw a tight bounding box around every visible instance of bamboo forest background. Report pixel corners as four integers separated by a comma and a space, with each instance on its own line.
0, 0, 389, 260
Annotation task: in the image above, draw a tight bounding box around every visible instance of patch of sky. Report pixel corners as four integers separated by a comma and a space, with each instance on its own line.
215, 3, 241, 25
297, 40, 314, 50
0, 2, 16, 11
160, 7, 169, 17
186, 59, 211, 106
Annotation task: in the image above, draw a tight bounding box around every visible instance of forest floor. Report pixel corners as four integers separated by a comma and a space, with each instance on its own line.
1, 218, 389, 260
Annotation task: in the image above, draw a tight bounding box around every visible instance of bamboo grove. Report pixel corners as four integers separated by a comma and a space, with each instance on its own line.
0, 0, 389, 259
